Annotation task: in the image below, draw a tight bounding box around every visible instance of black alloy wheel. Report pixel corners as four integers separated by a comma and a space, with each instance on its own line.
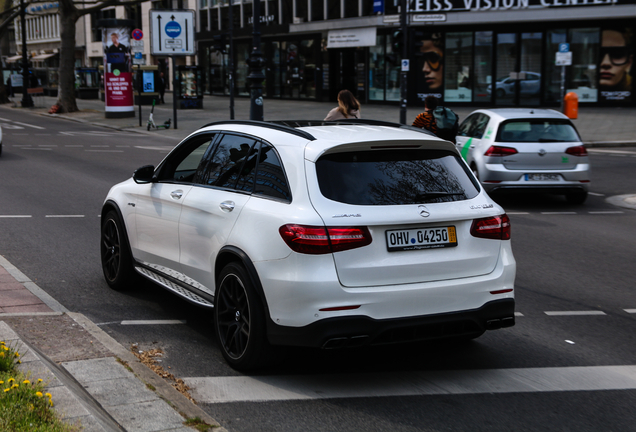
101, 210, 135, 290
215, 263, 270, 370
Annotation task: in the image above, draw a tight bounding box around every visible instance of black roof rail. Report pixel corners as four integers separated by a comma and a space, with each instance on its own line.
200, 120, 316, 141
271, 119, 436, 137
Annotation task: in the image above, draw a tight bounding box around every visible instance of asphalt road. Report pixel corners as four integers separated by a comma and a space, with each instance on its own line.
1, 108, 635, 431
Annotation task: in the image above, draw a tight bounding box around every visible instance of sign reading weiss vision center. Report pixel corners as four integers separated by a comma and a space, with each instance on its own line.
405, 0, 625, 12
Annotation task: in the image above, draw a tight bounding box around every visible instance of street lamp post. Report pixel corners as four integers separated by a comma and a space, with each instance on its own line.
20, 0, 33, 108
247, 0, 264, 121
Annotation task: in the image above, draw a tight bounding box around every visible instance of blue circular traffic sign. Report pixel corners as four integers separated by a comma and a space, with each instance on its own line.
165, 21, 181, 38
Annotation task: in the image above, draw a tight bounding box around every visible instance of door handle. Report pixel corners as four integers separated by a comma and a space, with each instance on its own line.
170, 190, 183, 200
220, 201, 235, 212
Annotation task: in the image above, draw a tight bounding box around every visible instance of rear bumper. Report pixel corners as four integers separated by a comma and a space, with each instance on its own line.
480, 162, 590, 194
266, 299, 515, 348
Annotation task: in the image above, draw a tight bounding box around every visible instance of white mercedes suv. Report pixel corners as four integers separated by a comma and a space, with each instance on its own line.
101, 119, 516, 370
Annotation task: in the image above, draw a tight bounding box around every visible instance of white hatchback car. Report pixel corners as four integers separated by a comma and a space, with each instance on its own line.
101, 120, 516, 370
456, 108, 590, 204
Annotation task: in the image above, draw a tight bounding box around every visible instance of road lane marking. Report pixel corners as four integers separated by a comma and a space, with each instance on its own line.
184, 365, 636, 403
544, 311, 606, 316
85, 150, 124, 153
45, 215, 85, 218
507, 212, 529, 215
588, 192, 605, 196
588, 149, 636, 155
589, 211, 624, 214
514, 312, 524, 317
13, 121, 45, 129
541, 212, 577, 215
624, 309, 636, 314
0, 215, 32, 218
120, 320, 187, 325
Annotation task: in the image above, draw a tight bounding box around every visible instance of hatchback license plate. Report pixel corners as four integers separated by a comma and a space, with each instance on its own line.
525, 173, 561, 181
386, 226, 457, 252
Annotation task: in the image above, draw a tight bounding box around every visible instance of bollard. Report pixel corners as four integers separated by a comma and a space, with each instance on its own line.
563, 92, 578, 119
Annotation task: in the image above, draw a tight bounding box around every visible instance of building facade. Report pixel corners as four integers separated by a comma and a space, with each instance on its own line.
196, 0, 635, 107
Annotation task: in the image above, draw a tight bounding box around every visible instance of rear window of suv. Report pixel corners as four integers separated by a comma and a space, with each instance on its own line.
497, 119, 580, 143
316, 149, 479, 205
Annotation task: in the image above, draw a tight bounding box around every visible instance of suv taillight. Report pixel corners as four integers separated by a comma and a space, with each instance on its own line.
470, 215, 511, 240
279, 224, 372, 254
565, 145, 588, 156
484, 146, 518, 157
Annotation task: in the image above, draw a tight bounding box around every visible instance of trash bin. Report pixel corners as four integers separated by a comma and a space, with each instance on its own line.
564, 92, 578, 119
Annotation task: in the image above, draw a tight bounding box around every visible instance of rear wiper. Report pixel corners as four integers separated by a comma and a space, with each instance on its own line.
538, 138, 563, 142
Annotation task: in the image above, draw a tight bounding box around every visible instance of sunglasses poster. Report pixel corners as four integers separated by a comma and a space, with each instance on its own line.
415, 32, 444, 103
599, 27, 633, 103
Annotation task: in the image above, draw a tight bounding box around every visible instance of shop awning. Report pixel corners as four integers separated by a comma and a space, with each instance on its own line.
32, 53, 56, 60
6, 55, 22, 63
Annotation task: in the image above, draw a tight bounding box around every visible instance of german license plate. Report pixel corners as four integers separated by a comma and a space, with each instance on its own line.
386, 226, 457, 252
525, 173, 561, 181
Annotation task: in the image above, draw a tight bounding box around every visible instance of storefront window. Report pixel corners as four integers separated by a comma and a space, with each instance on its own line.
236, 41, 250, 96
544, 30, 566, 104
271, 41, 282, 97
209, 47, 227, 95
444, 32, 473, 102
386, 32, 401, 101
369, 34, 386, 101
567, 28, 599, 103
299, 39, 317, 99
474, 31, 493, 103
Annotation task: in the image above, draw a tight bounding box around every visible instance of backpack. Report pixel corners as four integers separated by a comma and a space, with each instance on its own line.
432, 106, 459, 144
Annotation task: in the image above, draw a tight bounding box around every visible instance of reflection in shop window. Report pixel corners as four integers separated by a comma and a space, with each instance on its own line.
544, 30, 566, 104
369, 35, 386, 101
474, 32, 493, 103
386, 32, 401, 101
569, 28, 599, 103
444, 32, 473, 102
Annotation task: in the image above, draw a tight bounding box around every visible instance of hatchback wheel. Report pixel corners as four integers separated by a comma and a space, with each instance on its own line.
101, 210, 136, 291
566, 190, 587, 205
215, 263, 270, 371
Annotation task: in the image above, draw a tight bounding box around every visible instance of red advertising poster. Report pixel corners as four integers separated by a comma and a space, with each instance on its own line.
104, 72, 134, 107
103, 27, 134, 114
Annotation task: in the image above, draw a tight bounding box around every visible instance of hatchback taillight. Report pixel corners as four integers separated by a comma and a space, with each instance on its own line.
470, 215, 511, 240
565, 145, 588, 156
279, 224, 372, 254
484, 146, 518, 157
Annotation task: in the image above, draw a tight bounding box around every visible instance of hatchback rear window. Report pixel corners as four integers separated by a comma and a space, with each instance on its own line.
316, 149, 479, 205
497, 120, 580, 143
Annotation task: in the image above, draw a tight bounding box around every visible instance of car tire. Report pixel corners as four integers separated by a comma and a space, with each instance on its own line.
496, 88, 506, 98
215, 262, 272, 371
101, 210, 137, 291
566, 190, 588, 205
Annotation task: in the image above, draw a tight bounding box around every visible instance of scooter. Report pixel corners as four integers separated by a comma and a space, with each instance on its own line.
147, 99, 171, 131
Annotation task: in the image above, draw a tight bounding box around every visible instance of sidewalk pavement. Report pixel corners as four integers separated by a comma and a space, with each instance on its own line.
8, 92, 636, 146
0, 255, 226, 432
1, 93, 635, 431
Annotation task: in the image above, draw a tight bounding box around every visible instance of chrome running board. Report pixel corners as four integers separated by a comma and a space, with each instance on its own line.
135, 265, 214, 308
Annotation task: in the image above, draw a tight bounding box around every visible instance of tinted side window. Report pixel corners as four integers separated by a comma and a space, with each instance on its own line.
472, 114, 490, 139
201, 134, 258, 189
157, 134, 216, 183
316, 149, 479, 205
253, 143, 291, 201
457, 115, 477, 137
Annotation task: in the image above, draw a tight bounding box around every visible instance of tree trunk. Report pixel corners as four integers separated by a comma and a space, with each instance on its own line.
56, 6, 79, 113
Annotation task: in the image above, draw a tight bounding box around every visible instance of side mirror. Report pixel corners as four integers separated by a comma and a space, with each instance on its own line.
133, 165, 155, 184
